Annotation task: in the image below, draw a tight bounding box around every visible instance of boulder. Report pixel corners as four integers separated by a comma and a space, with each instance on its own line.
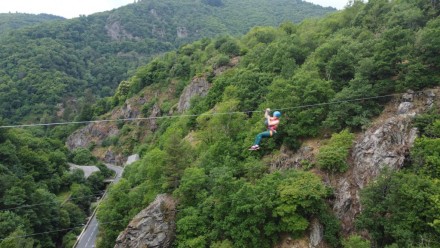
126, 154, 140, 165
115, 194, 177, 248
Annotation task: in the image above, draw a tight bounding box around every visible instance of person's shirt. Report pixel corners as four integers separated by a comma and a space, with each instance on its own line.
267, 117, 279, 131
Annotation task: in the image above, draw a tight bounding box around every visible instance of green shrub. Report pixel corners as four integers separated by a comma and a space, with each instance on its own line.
317, 129, 355, 173
342, 235, 370, 248
101, 135, 119, 147
71, 148, 94, 165
213, 54, 230, 68
357, 171, 440, 247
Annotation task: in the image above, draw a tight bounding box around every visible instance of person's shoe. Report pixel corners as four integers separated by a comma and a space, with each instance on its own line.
249, 145, 260, 150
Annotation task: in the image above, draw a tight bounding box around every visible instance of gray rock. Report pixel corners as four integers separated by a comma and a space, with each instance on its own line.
115, 194, 177, 248
177, 77, 210, 112
425, 90, 436, 108
66, 123, 119, 150
126, 154, 140, 165
148, 103, 162, 132
402, 93, 414, 102
397, 102, 413, 114
309, 219, 323, 248
333, 109, 419, 233
425, 90, 436, 98
177, 27, 188, 38
104, 150, 125, 165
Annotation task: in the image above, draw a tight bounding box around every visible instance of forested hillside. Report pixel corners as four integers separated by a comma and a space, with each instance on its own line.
75, 0, 440, 247
0, 13, 64, 33
0, 126, 114, 247
0, 0, 334, 125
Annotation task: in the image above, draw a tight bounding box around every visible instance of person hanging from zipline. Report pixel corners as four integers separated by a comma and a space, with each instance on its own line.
249, 108, 281, 150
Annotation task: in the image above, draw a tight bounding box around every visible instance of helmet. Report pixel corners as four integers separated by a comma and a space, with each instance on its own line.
273, 111, 281, 117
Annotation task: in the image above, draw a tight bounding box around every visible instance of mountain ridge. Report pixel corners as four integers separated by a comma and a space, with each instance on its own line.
0, 0, 335, 124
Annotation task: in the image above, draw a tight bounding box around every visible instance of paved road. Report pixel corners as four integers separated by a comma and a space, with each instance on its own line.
76, 215, 99, 248
75, 164, 124, 248
68, 163, 100, 178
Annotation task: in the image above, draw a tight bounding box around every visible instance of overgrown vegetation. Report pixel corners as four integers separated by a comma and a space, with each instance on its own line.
356, 107, 440, 247
316, 129, 355, 173
95, 0, 440, 247
0, 0, 334, 125
2, 0, 440, 247
0, 128, 110, 247
0, 13, 64, 33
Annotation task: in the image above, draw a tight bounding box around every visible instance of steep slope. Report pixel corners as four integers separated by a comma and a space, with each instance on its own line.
64, 0, 440, 247
0, 0, 335, 124
329, 90, 437, 234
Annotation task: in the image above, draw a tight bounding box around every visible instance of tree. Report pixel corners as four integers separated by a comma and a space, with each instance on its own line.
416, 17, 440, 69
0, 211, 28, 239
0, 228, 34, 248
71, 148, 93, 165
274, 171, 328, 235
410, 137, 440, 178
70, 183, 93, 212
357, 171, 440, 247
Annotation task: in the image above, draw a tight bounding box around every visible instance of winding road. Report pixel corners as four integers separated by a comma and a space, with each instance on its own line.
74, 164, 124, 248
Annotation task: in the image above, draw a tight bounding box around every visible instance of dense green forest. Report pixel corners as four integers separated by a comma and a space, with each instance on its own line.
0, 13, 64, 33
0, 0, 334, 124
0, 127, 114, 247
1, 0, 440, 247
89, 0, 440, 247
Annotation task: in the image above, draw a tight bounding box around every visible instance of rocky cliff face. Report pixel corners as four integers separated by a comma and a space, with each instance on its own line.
66, 58, 238, 164
114, 194, 177, 248
66, 94, 152, 164
332, 89, 437, 234
177, 76, 211, 113
271, 89, 438, 247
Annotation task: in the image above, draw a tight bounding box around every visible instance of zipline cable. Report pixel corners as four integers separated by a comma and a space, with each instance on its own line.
0, 90, 434, 241
0, 90, 425, 213
0, 92, 406, 129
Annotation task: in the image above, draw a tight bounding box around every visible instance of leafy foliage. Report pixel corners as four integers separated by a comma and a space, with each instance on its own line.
357, 171, 440, 247
0, 13, 64, 33
96, 0, 440, 247
3, 0, 440, 247
0, 129, 106, 246
317, 130, 355, 173
0, 0, 334, 124
342, 235, 370, 248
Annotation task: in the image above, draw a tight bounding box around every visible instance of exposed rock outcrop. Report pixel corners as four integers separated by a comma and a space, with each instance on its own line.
332, 89, 438, 233
177, 77, 210, 112
104, 149, 125, 165
309, 219, 324, 248
115, 194, 177, 248
66, 123, 119, 150
106, 19, 137, 41
275, 219, 326, 248
269, 144, 318, 171
126, 154, 140, 165
66, 95, 150, 164
177, 26, 188, 38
